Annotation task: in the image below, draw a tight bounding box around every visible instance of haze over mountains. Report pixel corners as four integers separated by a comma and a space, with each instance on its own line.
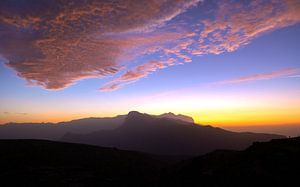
0, 115, 127, 140
223, 124, 300, 137
61, 111, 284, 155
0, 111, 284, 155
0, 112, 190, 140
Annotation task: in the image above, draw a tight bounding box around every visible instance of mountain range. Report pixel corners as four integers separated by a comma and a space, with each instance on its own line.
0, 111, 284, 155
0, 112, 192, 140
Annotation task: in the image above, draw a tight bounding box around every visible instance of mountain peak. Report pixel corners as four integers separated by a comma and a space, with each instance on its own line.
126, 111, 195, 124
158, 112, 194, 123
126, 111, 152, 122
127, 111, 143, 116
126, 111, 149, 119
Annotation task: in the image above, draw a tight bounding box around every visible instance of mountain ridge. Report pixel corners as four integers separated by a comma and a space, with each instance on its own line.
0, 111, 285, 155
0, 111, 196, 140
61, 111, 285, 155
161, 136, 300, 186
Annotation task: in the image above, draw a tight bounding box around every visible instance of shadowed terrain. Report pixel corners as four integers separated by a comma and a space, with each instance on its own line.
0, 137, 299, 186
161, 136, 300, 186
0, 139, 167, 187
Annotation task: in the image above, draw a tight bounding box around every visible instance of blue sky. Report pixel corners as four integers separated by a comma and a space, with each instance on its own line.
0, 0, 300, 125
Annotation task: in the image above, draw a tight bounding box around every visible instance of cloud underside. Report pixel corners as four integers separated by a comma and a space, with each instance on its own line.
0, 0, 299, 91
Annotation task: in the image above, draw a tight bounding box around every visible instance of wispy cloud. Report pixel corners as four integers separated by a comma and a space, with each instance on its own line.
0, 0, 299, 91
288, 75, 300, 78
2, 112, 28, 115
16, 112, 28, 115
214, 68, 300, 85
100, 60, 167, 92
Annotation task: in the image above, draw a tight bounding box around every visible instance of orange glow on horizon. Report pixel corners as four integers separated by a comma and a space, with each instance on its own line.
1, 106, 300, 127
1, 88, 299, 126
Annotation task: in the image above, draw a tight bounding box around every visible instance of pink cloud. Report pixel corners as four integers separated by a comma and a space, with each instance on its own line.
99, 83, 125, 92
0, 0, 199, 90
215, 68, 300, 85
1, 0, 300, 91
192, 0, 300, 56
100, 60, 168, 91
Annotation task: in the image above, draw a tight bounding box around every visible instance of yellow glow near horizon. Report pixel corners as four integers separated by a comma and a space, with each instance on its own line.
132, 89, 300, 126
1, 106, 300, 126
1, 88, 300, 126
190, 108, 300, 126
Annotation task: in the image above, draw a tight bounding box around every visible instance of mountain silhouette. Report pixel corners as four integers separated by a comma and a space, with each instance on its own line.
0, 137, 299, 186
157, 112, 194, 123
0, 139, 166, 186
0, 112, 191, 140
0, 115, 126, 140
161, 136, 300, 186
61, 111, 284, 155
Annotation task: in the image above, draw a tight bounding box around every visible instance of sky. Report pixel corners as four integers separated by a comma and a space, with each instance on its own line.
0, 0, 300, 126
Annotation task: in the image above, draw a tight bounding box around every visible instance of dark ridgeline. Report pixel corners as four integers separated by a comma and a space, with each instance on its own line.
0, 111, 284, 155
61, 111, 284, 155
0, 112, 191, 140
0, 139, 165, 187
161, 136, 300, 187
0, 137, 300, 186
158, 112, 194, 123
0, 115, 127, 140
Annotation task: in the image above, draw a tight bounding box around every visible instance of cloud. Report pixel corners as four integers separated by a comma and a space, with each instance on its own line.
2, 112, 27, 115
100, 0, 300, 91
0, 0, 200, 90
190, 0, 300, 55
16, 112, 28, 115
100, 60, 167, 91
288, 75, 300, 78
0, 0, 299, 91
214, 68, 300, 85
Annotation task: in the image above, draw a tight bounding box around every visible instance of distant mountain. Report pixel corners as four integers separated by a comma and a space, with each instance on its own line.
0, 115, 126, 140
157, 112, 194, 123
58, 115, 126, 133
0, 111, 285, 155
0, 112, 193, 140
1, 137, 299, 186
161, 136, 300, 186
223, 124, 300, 137
62, 111, 284, 155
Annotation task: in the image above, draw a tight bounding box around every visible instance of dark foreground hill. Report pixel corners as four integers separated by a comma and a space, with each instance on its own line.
62, 111, 284, 155
0, 139, 168, 187
162, 136, 300, 187
0, 137, 300, 186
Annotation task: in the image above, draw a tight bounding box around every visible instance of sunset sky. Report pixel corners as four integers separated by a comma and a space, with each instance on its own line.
0, 0, 300, 126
